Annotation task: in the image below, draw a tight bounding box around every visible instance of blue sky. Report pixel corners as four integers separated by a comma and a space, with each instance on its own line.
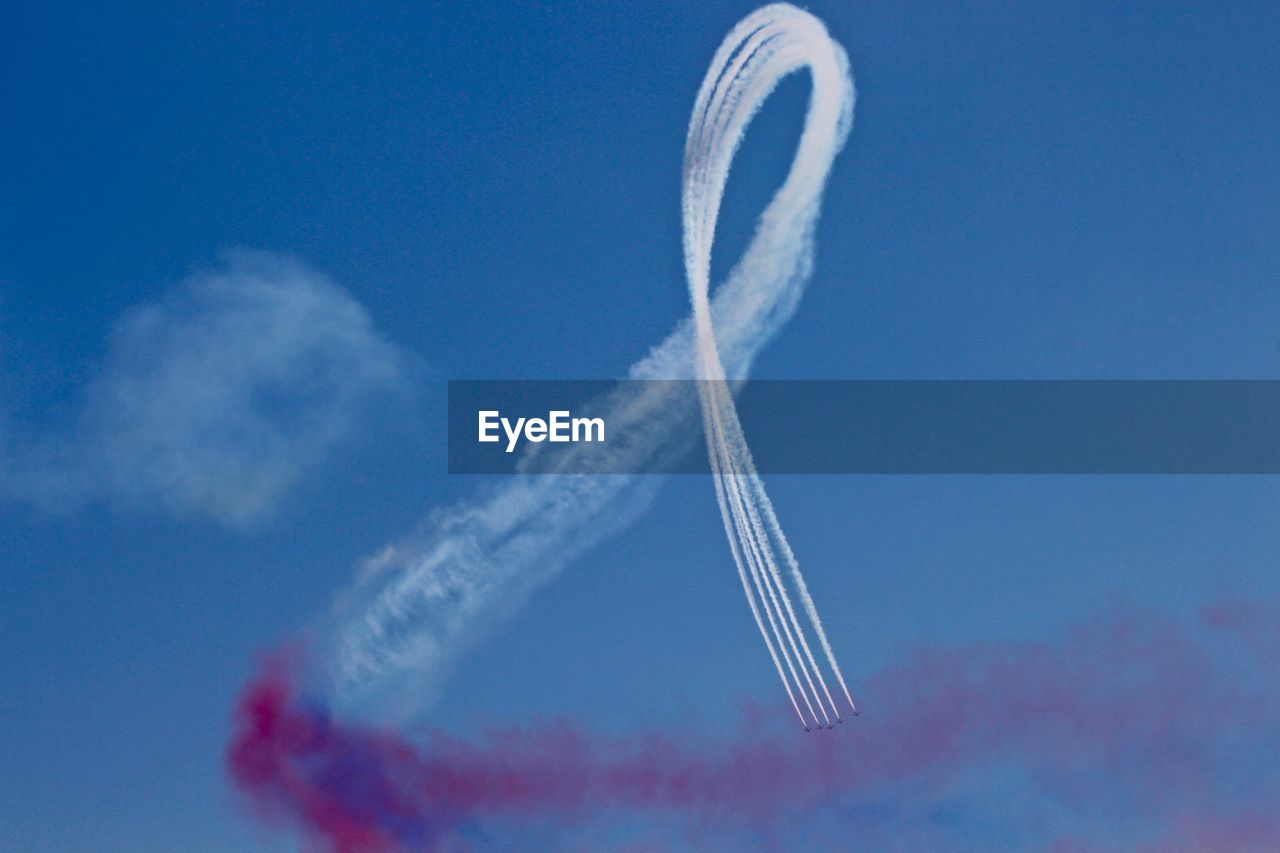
2, 2, 1279, 850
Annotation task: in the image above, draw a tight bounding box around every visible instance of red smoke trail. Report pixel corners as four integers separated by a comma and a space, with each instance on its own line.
229, 597, 1280, 851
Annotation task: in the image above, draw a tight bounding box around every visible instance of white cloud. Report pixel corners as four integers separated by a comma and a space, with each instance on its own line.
4, 249, 410, 525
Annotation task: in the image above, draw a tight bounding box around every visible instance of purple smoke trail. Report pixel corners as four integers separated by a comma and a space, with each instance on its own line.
228, 595, 1280, 851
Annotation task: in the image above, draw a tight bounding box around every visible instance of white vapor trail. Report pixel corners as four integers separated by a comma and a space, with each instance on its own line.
679, 3, 859, 725
326, 4, 856, 725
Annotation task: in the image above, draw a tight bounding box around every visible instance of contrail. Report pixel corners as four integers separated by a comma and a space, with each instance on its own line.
709, 445, 808, 728
718, 423, 828, 727
684, 4, 857, 724
322, 3, 856, 724
714, 395, 839, 723
731, 469, 820, 726
754, 473, 859, 714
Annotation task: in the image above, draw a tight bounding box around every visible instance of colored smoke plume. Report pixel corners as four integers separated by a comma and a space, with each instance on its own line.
229, 596, 1280, 850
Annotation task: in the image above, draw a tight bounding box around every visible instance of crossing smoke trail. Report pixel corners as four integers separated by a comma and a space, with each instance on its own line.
321, 3, 857, 722
230, 597, 1280, 850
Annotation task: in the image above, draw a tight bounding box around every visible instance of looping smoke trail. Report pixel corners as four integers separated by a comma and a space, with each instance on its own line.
322, 2, 856, 723
683, 4, 857, 727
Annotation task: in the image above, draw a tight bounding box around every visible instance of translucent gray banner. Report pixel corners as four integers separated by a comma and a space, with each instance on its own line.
447, 380, 1280, 475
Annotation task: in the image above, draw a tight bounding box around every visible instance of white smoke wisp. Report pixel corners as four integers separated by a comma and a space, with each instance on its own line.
326, 3, 856, 723
1, 249, 410, 526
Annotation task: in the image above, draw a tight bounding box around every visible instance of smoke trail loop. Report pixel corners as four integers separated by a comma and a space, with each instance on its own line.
323, 3, 856, 725
683, 3, 857, 722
